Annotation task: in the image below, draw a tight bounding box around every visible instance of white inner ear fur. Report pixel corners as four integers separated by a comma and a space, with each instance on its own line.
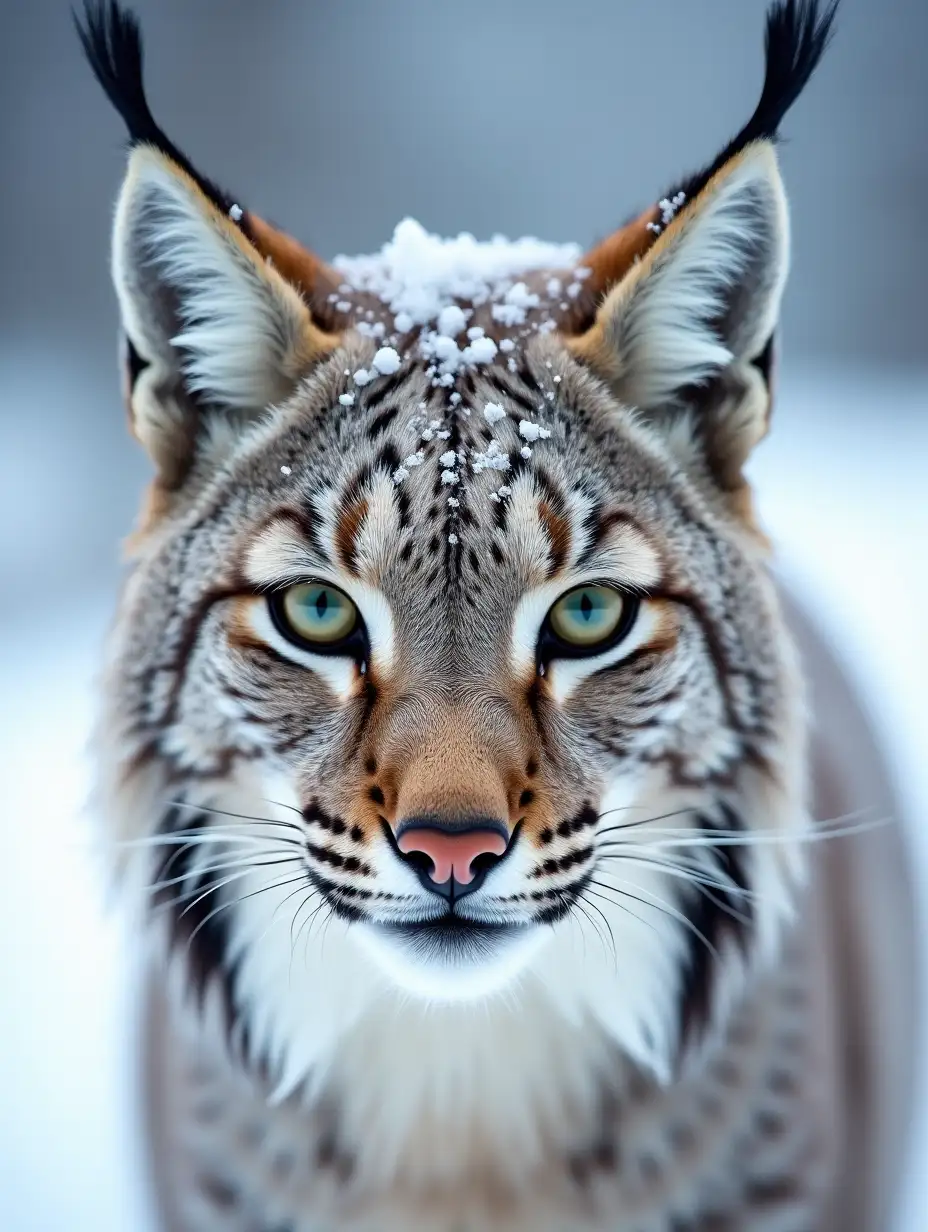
593, 142, 789, 410
112, 146, 318, 416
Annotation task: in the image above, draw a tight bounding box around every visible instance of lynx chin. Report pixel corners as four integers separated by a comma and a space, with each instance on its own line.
79, 1, 916, 1228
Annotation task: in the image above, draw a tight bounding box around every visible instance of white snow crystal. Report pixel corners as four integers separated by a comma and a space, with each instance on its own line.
491, 281, 540, 327
659, 191, 686, 225
520, 445, 533, 459
497, 485, 511, 498
421, 428, 434, 442
546, 277, 562, 297
566, 282, 582, 299
449, 392, 462, 406
393, 466, 409, 484
466, 326, 485, 340
499, 338, 515, 353
404, 452, 424, 467
430, 334, 460, 363
356, 320, 386, 339
447, 533, 459, 545
372, 346, 401, 375
437, 305, 467, 337
439, 450, 458, 468
436, 429, 451, 439
228, 203, 243, 222
483, 402, 506, 425
646, 192, 686, 238
472, 440, 511, 473
279, 465, 292, 476
339, 393, 355, 407
353, 368, 373, 386
462, 335, 498, 365
333, 217, 581, 333
447, 496, 460, 508
336, 300, 352, 313
440, 468, 459, 485
519, 419, 551, 442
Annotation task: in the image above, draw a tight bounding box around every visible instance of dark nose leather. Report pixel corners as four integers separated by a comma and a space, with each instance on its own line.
394, 820, 510, 900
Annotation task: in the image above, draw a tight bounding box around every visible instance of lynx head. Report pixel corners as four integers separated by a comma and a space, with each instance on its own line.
83, 0, 835, 1093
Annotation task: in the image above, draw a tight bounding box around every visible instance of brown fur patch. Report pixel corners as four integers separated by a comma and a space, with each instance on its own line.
538, 500, 572, 576
124, 480, 175, 555
334, 498, 370, 575
246, 213, 341, 319
226, 597, 272, 651
579, 204, 661, 301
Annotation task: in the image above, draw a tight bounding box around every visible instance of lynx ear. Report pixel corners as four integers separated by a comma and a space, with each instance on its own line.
570, 0, 836, 487
571, 142, 788, 410
77, 1, 340, 484
112, 147, 337, 479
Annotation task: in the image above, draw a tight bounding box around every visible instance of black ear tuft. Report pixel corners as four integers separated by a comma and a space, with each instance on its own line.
74, 1, 239, 218
671, 0, 838, 207
742, 0, 838, 146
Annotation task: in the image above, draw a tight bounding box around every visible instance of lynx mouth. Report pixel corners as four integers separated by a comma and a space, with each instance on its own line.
378, 914, 527, 963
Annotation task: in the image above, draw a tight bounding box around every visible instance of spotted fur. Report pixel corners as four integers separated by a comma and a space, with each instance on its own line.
78, 2, 916, 1229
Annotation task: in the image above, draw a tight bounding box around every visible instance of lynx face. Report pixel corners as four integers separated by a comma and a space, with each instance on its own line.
84, 1, 830, 1090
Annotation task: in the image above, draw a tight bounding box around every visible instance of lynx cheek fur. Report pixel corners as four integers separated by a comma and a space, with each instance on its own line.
80, 2, 916, 1228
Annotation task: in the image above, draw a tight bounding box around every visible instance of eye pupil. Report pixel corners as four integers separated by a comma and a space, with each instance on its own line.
275, 581, 359, 649
546, 584, 635, 655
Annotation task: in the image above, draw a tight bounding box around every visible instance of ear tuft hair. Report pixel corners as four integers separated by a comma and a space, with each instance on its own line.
672, 0, 838, 210
74, 1, 237, 219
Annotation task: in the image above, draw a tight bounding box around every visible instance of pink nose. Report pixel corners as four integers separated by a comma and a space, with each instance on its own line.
397, 826, 509, 887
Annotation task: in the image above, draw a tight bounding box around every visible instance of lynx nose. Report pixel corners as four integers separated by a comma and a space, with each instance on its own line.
395, 821, 510, 899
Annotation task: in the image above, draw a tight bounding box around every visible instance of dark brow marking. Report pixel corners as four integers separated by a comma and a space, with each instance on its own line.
486, 372, 539, 417
574, 510, 650, 572
367, 405, 400, 438
363, 368, 410, 410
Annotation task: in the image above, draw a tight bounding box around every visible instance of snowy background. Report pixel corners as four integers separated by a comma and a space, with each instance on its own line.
1, 1, 925, 1228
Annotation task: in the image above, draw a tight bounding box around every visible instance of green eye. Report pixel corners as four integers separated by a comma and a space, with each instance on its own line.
276, 582, 359, 647
547, 585, 630, 651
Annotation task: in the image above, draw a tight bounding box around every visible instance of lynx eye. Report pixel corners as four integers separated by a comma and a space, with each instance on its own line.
271, 582, 360, 649
545, 585, 637, 655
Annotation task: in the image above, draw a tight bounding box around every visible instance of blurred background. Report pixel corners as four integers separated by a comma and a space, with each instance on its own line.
0, 1, 925, 1228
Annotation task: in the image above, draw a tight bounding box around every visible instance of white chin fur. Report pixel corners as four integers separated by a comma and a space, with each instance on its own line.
353, 920, 550, 1002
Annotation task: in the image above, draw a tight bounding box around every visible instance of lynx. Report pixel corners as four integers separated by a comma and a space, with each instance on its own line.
79, 1, 916, 1228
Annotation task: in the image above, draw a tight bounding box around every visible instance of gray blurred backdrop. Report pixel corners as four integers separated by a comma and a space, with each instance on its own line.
0, 0, 926, 618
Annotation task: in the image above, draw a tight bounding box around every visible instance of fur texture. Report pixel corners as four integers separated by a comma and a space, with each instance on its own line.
75, 2, 899, 1229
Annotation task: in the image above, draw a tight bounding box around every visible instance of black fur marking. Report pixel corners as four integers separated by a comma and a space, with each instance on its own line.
74, 2, 245, 225
673, 0, 838, 207
753, 333, 776, 386
368, 405, 400, 438
676, 809, 753, 1046
152, 806, 238, 1014
124, 334, 148, 390
375, 442, 401, 473
486, 373, 539, 418
363, 368, 409, 411
278, 502, 330, 567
